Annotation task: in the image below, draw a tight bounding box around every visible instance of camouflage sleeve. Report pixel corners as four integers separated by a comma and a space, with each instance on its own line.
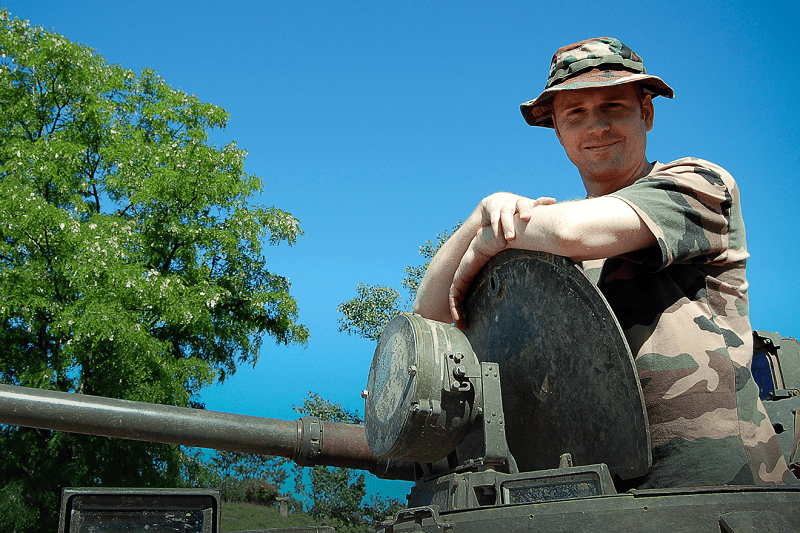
609, 157, 748, 270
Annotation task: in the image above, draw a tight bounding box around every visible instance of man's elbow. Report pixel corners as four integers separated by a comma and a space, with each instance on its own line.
411, 296, 424, 316
413, 290, 454, 324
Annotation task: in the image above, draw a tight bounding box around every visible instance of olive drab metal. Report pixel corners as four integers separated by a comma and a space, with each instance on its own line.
0, 383, 416, 480
364, 313, 482, 463
364, 250, 650, 476
0, 249, 798, 533
462, 249, 650, 479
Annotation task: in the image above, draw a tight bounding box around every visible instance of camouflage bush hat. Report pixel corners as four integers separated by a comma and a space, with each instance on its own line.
520, 37, 674, 128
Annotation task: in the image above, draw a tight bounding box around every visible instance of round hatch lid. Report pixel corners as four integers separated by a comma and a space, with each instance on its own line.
463, 249, 651, 480
364, 313, 476, 463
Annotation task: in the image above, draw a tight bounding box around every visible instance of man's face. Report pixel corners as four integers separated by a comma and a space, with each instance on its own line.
552, 83, 654, 196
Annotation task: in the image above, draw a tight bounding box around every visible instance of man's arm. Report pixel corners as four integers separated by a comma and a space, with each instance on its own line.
415, 194, 656, 327
412, 208, 485, 323
413, 193, 556, 323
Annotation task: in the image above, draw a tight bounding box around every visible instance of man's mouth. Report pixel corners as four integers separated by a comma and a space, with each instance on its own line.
584, 140, 619, 150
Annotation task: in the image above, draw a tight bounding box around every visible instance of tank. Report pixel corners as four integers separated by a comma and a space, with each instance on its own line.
1, 250, 798, 532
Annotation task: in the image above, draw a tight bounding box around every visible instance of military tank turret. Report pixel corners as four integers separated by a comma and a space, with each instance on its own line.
2, 250, 798, 532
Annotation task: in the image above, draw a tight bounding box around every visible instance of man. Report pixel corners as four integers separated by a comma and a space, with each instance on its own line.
414, 37, 793, 488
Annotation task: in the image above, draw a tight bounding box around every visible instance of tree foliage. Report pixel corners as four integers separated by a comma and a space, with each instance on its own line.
294, 391, 362, 424
182, 448, 288, 505
336, 284, 402, 342
0, 10, 307, 531
337, 225, 459, 341
292, 392, 402, 532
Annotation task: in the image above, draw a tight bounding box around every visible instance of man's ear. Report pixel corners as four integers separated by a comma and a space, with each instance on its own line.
642, 95, 654, 132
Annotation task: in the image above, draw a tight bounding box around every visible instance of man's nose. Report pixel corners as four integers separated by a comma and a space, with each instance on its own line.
585, 109, 610, 134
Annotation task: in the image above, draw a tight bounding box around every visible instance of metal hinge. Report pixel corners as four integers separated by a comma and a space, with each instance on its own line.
379, 505, 453, 532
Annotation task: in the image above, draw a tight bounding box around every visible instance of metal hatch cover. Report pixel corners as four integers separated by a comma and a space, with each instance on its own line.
463, 249, 651, 479
364, 313, 476, 463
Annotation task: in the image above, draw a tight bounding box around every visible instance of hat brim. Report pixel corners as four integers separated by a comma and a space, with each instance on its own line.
520, 70, 675, 128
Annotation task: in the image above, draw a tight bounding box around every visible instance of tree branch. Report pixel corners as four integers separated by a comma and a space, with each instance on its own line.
90, 179, 101, 214
162, 241, 182, 273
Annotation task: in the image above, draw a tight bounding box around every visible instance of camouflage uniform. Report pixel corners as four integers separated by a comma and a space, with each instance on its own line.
519, 37, 794, 487
582, 157, 793, 487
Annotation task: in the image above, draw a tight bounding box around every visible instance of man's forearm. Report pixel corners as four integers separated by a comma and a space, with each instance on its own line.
446, 196, 656, 327
414, 195, 655, 326
413, 210, 482, 323
509, 196, 655, 261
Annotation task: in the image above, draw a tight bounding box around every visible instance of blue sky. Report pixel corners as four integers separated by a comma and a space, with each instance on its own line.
5, 1, 797, 500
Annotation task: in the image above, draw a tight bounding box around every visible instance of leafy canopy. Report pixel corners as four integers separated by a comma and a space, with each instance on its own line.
182, 448, 288, 505
0, 7, 307, 401
0, 9, 306, 530
291, 393, 402, 532
337, 225, 459, 341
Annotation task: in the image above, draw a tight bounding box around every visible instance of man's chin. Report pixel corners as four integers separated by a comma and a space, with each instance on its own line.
582, 163, 621, 179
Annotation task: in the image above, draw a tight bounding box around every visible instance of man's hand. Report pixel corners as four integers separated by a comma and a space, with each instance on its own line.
446, 194, 556, 327
479, 193, 556, 242
447, 224, 508, 328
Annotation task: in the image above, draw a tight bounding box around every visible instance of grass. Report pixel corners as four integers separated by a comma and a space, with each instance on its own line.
219, 501, 323, 532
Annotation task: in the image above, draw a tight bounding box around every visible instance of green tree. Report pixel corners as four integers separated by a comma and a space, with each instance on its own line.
337, 225, 459, 341
331, 229, 462, 529
292, 393, 402, 532
182, 448, 288, 504
0, 10, 308, 531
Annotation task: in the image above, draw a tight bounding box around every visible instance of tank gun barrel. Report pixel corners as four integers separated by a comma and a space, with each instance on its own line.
0, 384, 414, 480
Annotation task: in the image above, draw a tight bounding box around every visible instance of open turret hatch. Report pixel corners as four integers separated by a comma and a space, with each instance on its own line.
463, 249, 650, 479
365, 249, 650, 484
